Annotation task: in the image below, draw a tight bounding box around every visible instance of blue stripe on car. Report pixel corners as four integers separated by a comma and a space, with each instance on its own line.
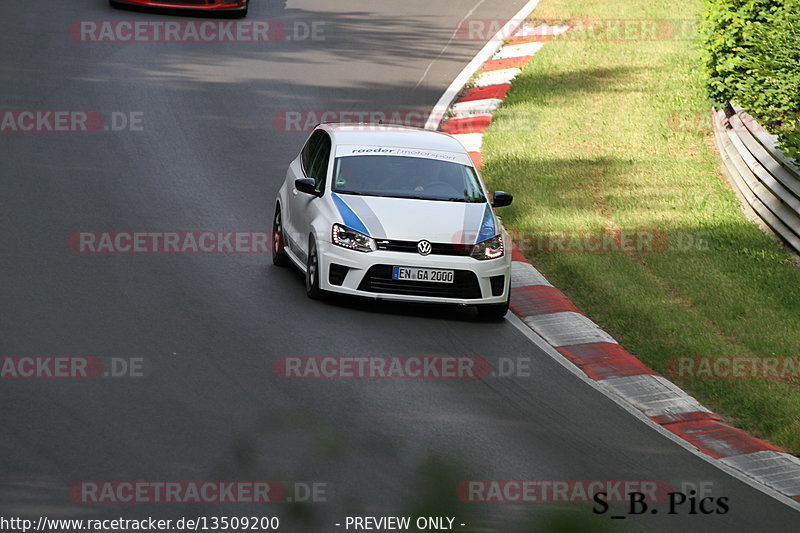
476, 203, 496, 243
331, 193, 370, 236
342, 196, 387, 239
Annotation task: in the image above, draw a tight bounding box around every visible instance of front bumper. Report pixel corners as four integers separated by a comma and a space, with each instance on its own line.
111, 0, 248, 11
316, 240, 511, 305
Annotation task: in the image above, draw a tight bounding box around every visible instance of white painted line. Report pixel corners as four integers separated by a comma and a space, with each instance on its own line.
599, 375, 712, 418
473, 68, 522, 87
504, 312, 800, 512
450, 133, 484, 153
521, 311, 617, 346
721, 451, 800, 497
414, 0, 488, 90
450, 98, 503, 118
424, 0, 542, 130
511, 261, 553, 288
493, 42, 544, 59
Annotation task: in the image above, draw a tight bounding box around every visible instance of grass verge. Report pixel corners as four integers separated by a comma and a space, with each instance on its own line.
482, 0, 800, 452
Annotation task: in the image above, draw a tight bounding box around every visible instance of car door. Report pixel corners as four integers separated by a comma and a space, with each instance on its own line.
287, 129, 331, 262
285, 130, 319, 256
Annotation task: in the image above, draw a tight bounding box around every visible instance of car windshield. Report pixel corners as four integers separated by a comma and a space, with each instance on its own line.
332, 155, 486, 202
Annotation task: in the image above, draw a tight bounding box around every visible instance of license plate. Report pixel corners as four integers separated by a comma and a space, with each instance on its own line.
392, 266, 455, 283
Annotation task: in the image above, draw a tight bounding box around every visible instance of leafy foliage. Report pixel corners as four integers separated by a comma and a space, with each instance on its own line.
702, 0, 800, 159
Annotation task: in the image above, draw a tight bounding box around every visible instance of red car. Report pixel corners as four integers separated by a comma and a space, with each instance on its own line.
110, 0, 249, 17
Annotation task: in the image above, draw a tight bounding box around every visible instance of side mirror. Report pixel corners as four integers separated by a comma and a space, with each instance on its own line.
295, 178, 321, 196
492, 191, 513, 208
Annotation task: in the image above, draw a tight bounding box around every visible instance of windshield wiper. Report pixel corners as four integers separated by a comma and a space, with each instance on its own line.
335, 190, 378, 197
335, 192, 480, 203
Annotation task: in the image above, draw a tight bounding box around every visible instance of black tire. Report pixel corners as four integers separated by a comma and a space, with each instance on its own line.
305, 236, 324, 300
271, 205, 289, 267
476, 294, 510, 320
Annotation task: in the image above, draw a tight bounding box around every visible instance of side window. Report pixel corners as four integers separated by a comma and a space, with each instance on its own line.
300, 131, 322, 175
308, 132, 332, 191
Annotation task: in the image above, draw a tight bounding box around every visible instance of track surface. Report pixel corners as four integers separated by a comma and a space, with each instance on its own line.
0, 1, 797, 531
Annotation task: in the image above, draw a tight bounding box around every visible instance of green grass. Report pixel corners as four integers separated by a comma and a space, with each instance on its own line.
482, 0, 800, 452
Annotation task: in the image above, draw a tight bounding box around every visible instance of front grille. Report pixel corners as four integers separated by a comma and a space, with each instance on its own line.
358, 265, 482, 299
375, 239, 473, 256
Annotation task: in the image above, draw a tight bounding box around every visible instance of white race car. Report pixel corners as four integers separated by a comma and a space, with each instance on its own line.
272, 123, 514, 319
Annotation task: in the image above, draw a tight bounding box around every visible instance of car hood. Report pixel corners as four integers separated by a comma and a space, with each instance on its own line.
330, 193, 497, 244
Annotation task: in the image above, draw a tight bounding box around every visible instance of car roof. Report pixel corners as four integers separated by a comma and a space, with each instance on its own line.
319, 123, 466, 153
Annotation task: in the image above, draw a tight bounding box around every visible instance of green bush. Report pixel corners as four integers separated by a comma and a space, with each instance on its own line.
701, 0, 800, 160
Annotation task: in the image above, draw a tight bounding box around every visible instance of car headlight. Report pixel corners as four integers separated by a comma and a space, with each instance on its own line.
471, 234, 504, 260
332, 223, 377, 252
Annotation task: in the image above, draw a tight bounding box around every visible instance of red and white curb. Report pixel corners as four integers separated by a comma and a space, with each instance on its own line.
438, 22, 567, 169
428, 8, 800, 507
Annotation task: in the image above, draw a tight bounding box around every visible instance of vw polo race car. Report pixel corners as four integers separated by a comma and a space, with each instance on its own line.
109, 0, 249, 17
272, 124, 514, 319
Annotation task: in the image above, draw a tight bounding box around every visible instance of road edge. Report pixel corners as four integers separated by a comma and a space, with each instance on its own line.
429, 9, 800, 510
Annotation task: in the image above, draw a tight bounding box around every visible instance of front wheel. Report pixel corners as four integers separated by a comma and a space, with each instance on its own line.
272, 205, 289, 266
305, 236, 324, 300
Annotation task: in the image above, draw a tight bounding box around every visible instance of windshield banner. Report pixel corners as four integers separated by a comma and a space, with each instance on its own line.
335, 145, 473, 166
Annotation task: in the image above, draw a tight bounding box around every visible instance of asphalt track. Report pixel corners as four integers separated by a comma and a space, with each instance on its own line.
0, 1, 797, 532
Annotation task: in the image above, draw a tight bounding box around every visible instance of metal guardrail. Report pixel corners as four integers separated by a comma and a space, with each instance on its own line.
713, 104, 800, 252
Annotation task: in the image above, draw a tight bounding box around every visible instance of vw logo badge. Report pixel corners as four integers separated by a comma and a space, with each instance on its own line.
417, 240, 432, 256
